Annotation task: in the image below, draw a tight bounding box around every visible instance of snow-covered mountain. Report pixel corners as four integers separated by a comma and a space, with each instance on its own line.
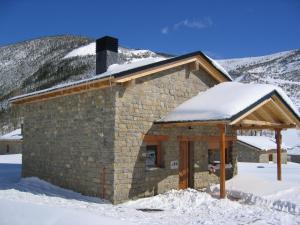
0, 35, 299, 135
0, 35, 167, 112
0, 35, 168, 133
218, 50, 300, 111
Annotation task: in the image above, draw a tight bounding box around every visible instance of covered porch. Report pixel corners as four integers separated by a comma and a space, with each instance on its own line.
155, 82, 300, 198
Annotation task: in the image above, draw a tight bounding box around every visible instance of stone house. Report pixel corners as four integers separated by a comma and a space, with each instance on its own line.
0, 129, 22, 155
10, 36, 300, 203
237, 135, 288, 163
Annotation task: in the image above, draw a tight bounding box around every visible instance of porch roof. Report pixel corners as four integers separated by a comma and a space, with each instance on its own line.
156, 82, 300, 130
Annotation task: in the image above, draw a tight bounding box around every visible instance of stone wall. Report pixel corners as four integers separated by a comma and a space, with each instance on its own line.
20, 64, 238, 204
237, 141, 287, 164
21, 88, 116, 201
113, 66, 237, 203
289, 155, 300, 163
0, 140, 22, 154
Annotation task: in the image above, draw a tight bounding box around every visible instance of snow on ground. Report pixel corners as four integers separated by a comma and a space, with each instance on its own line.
0, 154, 300, 225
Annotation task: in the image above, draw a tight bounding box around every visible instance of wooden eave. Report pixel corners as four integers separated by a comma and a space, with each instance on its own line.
10, 51, 230, 105
10, 78, 113, 105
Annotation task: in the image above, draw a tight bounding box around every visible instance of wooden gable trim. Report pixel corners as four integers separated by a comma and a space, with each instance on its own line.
114, 55, 229, 84
271, 95, 300, 128
113, 57, 198, 83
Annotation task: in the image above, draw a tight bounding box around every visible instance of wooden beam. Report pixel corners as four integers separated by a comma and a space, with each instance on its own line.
275, 129, 282, 181
239, 119, 283, 127
195, 56, 229, 83
158, 120, 229, 128
233, 123, 296, 130
229, 99, 272, 125
11, 78, 113, 105
142, 134, 169, 143
177, 135, 236, 142
272, 95, 300, 128
114, 57, 198, 83
218, 124, 226, 199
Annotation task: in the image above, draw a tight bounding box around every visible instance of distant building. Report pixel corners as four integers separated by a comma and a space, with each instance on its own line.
288, 147, 300, 163
0, 129, 22, 155
237, 136, 288, 163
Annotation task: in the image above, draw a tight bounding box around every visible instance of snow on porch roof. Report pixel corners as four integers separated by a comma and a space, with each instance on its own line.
237, 135, 289, 151
157, 82, 300, 124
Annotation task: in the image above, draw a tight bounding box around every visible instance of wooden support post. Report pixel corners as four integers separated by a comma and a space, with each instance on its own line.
275, 129, 282, 181
218, 124, 226, 198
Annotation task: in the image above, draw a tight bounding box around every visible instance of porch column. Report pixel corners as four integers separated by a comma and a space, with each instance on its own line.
218, 124, 226, 198
275, 129, 282, 181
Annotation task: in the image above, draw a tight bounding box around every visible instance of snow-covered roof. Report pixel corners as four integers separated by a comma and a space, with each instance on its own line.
237, 135, 289, 151
158, 82, 299, 123
10, 51, 232, 103
0, 129, 22, 141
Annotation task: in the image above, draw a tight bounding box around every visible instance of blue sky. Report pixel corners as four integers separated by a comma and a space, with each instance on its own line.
1, 0, 299, 58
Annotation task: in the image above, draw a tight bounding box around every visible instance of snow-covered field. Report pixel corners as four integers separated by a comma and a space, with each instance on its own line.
0, 154, 299, 225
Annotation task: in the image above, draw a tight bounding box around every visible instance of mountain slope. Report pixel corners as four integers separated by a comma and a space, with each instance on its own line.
0, 36, 167, 111
218, 50, 300, 110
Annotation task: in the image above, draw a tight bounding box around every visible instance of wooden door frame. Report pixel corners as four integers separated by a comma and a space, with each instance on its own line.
179, 141, 193, 189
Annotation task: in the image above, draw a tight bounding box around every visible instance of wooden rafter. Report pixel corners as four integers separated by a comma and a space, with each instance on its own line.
229, 99, 272, 125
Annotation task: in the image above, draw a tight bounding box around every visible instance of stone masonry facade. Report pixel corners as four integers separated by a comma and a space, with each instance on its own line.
20, 65, 238, 204
237, 141, 287, 164
113, 65, 237, 203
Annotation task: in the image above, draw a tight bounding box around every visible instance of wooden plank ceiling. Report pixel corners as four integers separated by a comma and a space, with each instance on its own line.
231, 95, 299, 130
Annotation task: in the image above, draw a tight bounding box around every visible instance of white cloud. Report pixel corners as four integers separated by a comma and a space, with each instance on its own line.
161, 27, 169, 34
161, 17, 213, 34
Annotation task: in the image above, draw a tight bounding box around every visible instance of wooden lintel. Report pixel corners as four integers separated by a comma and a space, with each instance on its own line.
239, 119, 282, 127
158, 121, 229, 128
233, 123, 296, 130
177, 135, 236, 142
142, 134, 169, 143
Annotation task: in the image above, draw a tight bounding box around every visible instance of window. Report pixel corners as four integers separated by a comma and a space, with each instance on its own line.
6, 145, 9, 153
208, 148, 232, 165
269, 154, 273, 162
146, 145, 157, 167
146, 144, 162, 168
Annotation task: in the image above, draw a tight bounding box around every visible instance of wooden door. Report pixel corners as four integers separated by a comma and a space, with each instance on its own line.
179, 141, 189, 189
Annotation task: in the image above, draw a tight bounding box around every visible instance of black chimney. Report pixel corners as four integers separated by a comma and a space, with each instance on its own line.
96, 36, 118, 74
